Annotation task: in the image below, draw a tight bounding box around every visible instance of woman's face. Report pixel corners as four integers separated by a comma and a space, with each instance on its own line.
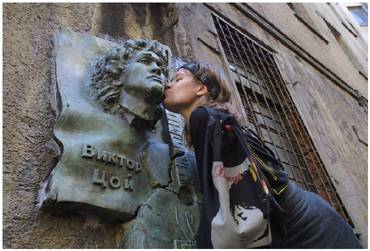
163, 68, 204, 113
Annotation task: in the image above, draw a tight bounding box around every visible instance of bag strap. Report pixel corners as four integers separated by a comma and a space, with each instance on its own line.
233, 123, 286, 215
201, 106, 287, 213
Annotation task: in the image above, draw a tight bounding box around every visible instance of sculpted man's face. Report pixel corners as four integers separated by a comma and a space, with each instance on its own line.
121, 51, 167, 104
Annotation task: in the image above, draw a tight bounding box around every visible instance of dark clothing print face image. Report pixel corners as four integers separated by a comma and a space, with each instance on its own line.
189, 106, 362, 249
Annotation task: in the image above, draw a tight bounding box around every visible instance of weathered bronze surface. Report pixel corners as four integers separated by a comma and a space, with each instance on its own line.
121, 188, 198, 248
39, 28, 199, 247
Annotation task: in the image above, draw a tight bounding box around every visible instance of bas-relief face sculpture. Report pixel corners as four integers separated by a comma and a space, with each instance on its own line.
40, 29, 199, 248
123, 52, 166, 103
90, 40, 169, 129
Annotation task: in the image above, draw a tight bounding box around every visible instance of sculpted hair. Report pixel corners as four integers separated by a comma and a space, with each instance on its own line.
90, 39, 169, 111
183, 62, 242, 148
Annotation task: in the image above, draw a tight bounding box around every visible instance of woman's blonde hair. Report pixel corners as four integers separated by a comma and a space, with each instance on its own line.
181, 61, 242, 148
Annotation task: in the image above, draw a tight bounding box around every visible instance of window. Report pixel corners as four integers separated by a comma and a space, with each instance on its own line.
212, 13, 354, 226
348, 5, 368, 26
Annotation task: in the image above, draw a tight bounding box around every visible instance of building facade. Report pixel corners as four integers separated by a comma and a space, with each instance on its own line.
3, 3, 368, 248
341, 2, 368, 43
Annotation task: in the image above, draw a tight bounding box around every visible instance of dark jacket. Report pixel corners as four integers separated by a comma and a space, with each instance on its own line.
189, 106, 279, 248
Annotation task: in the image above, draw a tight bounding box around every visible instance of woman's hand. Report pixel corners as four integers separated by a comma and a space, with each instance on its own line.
212, 161, 225, 177
212, 161, 244, 184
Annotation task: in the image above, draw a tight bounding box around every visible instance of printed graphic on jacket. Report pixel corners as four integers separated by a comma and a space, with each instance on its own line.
210, 158, 272, 248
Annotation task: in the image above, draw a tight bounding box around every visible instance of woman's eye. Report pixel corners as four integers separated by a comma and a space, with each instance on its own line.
141, 58, 149, 63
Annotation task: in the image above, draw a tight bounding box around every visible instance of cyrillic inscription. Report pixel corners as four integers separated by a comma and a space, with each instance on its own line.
91, 168, 135, 191
81, 144, 141, 172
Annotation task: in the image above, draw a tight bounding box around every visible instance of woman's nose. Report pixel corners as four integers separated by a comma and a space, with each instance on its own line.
164, 81, 171, 90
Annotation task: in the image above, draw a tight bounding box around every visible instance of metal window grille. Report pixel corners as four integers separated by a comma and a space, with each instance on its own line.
212, 13, 354, 226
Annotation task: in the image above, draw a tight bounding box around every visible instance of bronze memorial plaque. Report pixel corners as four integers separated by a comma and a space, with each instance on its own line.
39, 28, 199, 248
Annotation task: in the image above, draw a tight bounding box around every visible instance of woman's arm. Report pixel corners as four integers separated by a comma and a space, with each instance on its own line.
189, 106, 223, 162
190, 107, 228, 182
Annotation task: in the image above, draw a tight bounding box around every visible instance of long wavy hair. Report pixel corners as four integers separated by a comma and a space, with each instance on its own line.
182, 61, 242, 148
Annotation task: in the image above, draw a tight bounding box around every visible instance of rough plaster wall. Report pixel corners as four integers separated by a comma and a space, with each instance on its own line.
3, 3, 183, 248
90, 3, 180, 58
3, 3, 128, 248
248, 3, 368, 98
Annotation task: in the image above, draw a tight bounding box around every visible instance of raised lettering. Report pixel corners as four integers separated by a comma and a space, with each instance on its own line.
117, 155, 126, 168
81, 144, 96, 158
97, 149, 108, 162
109, 176, 121, 189
124, 174, 133, 191
135, 163, 141, 173
126, 159, 135, 171
81, 144, 141, 171
92, 168, 107, 188
108, 152, 118, 164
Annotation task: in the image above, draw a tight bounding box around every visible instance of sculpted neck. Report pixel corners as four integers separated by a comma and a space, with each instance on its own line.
119, 92, 158, 122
